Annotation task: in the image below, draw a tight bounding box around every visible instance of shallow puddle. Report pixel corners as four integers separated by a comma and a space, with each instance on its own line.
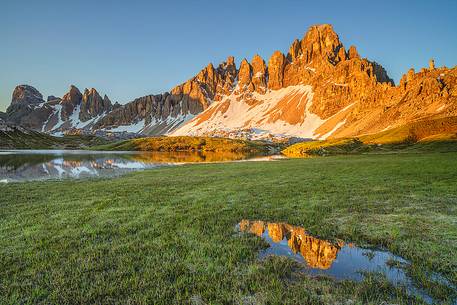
237, 220, 456, 304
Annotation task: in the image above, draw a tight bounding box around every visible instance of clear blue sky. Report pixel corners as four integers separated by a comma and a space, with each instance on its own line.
1, 0, 456, 111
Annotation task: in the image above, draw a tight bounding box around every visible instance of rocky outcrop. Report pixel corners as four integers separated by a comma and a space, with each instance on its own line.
4, 84, 115, 133
47, 95, 61, 103
251, 55, 268, 94
6, 85, 52, 130
80, 88, 112, 121
11, 85, 45, 106
60, 85, 83, 120
237, 59, 252, 92
267, 51, 286, 90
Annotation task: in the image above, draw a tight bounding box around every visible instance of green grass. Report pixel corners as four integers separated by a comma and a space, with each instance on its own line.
283, 137, 457, 157
1, 153, 457, 304
358, 116, 457, 145
0, 129, 109, 149
92, 135, 276, 153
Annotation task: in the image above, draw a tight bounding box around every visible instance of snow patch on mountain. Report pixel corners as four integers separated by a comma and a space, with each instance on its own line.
107, 119, 146, 133
68, 105, 102, 129
172, 85, 327, 139
51, 105, 64, 131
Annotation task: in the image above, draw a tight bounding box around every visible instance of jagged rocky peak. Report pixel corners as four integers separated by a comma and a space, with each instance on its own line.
235, 55, 269, 94
62, 85, 82, 105
6, 85, 52, 130
287, 39, 301, 62
212, 56, 238, 97
298, 24, 344, 65
169, 24, 394, 106
251, 54, 268, 93
171, 55, 240, 108
59, 85, 82, 120
281, 24, 394, 86
11, 85, 44, 105
80, 88, 112, 121
347, 45, 360, 59
267, 51, 286, 90
237, 58, 252, 92
285, 23, 349, 66
217, 56, 237, 82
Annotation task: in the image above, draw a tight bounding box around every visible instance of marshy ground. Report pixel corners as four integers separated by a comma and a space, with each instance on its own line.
1, 152, 456, 304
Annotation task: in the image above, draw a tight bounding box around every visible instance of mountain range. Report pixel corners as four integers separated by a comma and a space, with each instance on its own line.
2, 24, 456, 141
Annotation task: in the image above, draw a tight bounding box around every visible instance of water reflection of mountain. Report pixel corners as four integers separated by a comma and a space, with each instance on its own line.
0, 155, 157, 181
239, 220, 340, 269
0, 150, 261, 182
0, 154, 56, 170
129, 151, 253, 163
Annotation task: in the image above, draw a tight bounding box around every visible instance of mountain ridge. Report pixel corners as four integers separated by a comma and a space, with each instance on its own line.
3, 24, 456, 141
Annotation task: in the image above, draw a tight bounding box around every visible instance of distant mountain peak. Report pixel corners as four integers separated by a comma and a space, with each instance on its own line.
11, 85, 44, 105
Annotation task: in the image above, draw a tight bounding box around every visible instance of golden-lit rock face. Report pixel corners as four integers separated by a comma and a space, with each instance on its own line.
239, 220, 341, 269
267, 51, 287, 90
172, 23, 457, 140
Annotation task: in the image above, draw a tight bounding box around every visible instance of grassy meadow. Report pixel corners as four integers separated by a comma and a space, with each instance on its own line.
92, 136, 276, 153
282, 137, 457, 157
0, 129, 109, 150
1, 153, 457, 304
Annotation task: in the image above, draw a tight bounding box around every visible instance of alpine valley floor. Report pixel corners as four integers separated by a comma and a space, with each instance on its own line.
1, 153, 457, 304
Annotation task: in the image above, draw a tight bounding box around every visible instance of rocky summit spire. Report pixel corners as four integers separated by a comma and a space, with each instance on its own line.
299, 24, 344, 65
62, 85, 82, 106
267, 51, 286, 90
80, 88, 112, 122
347, 45, 360, 59
251, 54, 268, 94
237, 58, 252, 92
60, 85, 83, 120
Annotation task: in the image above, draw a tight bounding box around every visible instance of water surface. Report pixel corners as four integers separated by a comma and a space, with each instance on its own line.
0, 150, 267, 182
237, 220, 456, 304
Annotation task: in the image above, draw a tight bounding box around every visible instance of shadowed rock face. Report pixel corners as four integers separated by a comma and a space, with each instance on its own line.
11, 85, 45, 106
80, 88, 112, 122
60, 85, 83, 121
6, 85, 52, 130
239, 220, 340, 269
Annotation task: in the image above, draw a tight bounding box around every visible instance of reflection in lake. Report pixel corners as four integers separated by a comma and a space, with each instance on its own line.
129, 150, 254, 163
237, 220, 457, 304
0, 150, 264, 182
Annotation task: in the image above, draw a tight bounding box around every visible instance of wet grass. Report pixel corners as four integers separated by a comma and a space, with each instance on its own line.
1, 153, 457, 304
